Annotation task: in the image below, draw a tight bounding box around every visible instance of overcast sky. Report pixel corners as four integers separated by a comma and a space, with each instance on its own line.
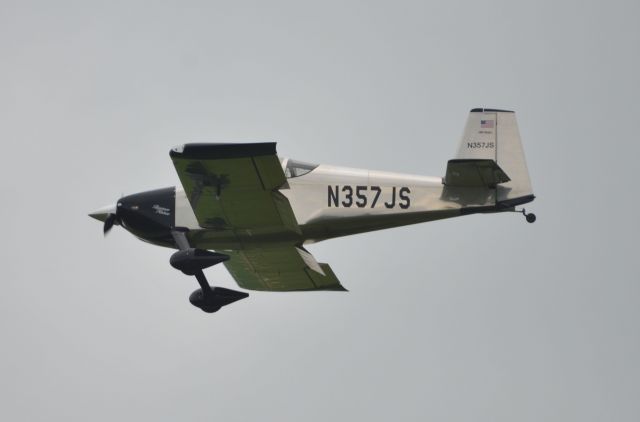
1, 1, 639, 421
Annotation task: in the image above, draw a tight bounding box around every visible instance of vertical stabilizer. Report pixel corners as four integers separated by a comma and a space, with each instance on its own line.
454, 108, 534, 206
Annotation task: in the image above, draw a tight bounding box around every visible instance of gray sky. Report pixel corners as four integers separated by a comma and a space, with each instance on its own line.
1, 1, 639, 421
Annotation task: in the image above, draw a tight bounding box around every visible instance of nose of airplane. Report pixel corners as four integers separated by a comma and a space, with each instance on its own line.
90, 188, 175, 239
88, 203, 118, 223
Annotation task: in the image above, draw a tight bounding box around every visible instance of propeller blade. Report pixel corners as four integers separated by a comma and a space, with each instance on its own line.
103, 213, 117, 235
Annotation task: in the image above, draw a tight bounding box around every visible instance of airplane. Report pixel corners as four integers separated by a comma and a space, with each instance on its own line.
90, 108, 536, 313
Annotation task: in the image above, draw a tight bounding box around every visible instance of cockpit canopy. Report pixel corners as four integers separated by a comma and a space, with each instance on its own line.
281, 158, 318, 178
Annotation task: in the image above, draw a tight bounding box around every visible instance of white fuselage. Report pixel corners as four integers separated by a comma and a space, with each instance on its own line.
173, 161, 494, 249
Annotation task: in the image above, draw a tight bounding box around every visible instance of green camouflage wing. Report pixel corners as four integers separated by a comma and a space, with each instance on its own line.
223, 245, 346, 292
170, 143, 300, 235
171, 143, 345, 292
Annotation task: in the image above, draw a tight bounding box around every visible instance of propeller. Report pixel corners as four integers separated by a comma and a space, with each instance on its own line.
103, 213, 119, 235
89, 202, 120, 236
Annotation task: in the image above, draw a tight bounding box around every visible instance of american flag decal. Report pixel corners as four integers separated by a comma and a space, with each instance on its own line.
480, 119, 495, 129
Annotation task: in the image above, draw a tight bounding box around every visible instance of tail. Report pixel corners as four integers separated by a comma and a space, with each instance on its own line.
444, 108, 535, 208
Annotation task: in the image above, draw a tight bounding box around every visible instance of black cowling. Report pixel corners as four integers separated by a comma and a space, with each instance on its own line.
117, 187, 176, 242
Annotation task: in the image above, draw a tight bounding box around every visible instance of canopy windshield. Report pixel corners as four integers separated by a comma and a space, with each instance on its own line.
283, 159, 318, 178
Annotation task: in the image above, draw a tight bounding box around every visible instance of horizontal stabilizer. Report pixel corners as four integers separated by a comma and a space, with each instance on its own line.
444, 159, 510, 188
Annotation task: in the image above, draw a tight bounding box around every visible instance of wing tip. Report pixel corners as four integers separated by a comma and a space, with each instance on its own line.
470, 107, 515, 113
